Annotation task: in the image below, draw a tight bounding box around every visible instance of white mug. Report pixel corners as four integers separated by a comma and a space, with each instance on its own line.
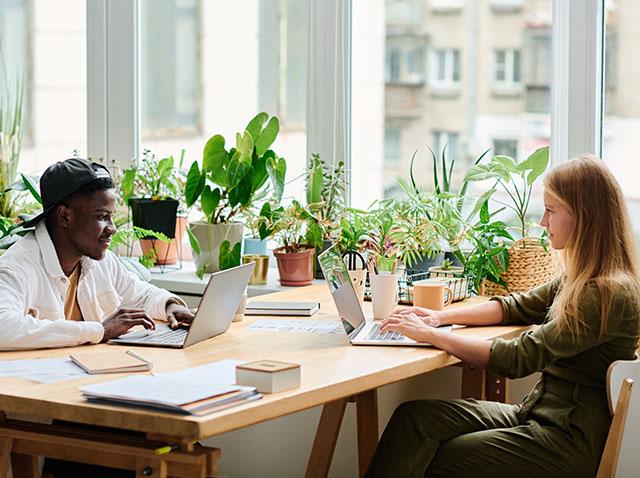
370, 273, 399, 320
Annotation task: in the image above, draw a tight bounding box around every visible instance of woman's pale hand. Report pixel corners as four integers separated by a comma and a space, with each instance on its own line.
389, 306, 442, 327
380, 314, 434, 343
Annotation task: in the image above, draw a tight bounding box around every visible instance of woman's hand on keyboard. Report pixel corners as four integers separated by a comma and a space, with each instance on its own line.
389, 306, 441, 327
380, 314, 433, 342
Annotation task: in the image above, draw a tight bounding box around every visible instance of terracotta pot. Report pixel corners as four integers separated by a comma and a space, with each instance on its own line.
273, 246, 315, 286
140, 216, 188, 266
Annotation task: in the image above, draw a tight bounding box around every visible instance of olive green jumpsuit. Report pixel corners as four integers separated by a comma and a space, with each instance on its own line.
365, 278, 640, 478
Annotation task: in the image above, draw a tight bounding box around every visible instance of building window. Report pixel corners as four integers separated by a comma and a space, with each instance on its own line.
494, 49, 521, 87
524, 30, 551, 113
431, 49, 461, 87
432, 131, 459, 161
0, 0, 30, 141
386, 36, 426, 84
384, 128, 402, 166
493, 138, 518, 160
259, 0, 309, 127
141, 0, 201, 138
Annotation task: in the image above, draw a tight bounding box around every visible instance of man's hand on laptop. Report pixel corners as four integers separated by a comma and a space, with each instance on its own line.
166, 303, 195, 330
101, 308, 156, 342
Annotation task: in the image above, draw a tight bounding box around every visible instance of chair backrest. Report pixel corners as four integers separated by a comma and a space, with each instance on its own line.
597, 357, 640, 478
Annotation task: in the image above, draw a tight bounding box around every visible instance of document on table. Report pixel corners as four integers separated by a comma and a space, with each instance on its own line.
0, 358, 88, 383
248, 319, 344, 335
159, 359, 245, 385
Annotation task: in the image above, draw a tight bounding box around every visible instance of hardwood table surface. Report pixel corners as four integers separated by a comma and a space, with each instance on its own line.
0, 286, 525, 440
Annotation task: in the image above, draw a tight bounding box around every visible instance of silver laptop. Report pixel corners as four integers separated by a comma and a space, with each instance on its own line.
318, 246, 449, 346
109, 262, 255, 348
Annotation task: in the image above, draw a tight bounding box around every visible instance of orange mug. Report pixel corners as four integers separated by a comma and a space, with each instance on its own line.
412, 279, 453, 310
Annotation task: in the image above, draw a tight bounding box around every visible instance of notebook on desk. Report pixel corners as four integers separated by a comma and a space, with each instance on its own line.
245, 301, 320, 316
70, 350, 151, 374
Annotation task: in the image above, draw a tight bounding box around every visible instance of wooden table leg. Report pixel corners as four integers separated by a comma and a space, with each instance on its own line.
11, 453, 40, 478
355, 390, 378, 477
136, 457, 168, 478
0, 437, 12, 478
305, 398, 348, 478
460, 363, 485, 400
485, 372, 508, 403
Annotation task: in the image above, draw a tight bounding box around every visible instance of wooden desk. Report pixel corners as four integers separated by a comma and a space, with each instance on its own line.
0, 286, 525, 477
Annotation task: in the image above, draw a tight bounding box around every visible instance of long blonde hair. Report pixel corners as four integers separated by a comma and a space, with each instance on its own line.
545, 156, 640, 337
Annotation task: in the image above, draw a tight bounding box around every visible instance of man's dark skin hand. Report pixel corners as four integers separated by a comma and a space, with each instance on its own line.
101, 308, 155, 342
166, 303, 196, 330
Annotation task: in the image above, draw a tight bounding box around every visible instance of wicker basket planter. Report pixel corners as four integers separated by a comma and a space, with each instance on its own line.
480, 237, 560, 296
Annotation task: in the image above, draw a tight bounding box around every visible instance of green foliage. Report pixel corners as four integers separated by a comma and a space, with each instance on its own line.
459, 200, 514, 293
440, 258, 453, 270
465, 146, 549, 239
0, 52, 24, 219
258, 200, 322, 253
185, 112, 286, 224
121, 149, 186, 205
219, 240, 242, 270
108, 226, 170, 270
306, 153, 347, 240
337, 210, 368, 254
362, 208, 400, 273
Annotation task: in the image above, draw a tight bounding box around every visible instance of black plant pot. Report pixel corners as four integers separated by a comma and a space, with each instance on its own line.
129, 198, 178, 239
314, 239, 334, 279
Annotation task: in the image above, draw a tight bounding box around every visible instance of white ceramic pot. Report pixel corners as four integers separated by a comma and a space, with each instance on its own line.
189, 221, 244, 273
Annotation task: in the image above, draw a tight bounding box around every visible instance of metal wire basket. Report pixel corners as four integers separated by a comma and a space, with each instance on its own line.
365, 270, 473, 305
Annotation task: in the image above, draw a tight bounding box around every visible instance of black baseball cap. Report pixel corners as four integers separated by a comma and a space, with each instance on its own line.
23, 158, 113, 228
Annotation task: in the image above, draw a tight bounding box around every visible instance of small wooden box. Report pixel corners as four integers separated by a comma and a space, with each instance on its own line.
235, 360, 301, 394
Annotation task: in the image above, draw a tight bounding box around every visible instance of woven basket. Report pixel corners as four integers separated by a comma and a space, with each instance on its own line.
480, 237, 560, 296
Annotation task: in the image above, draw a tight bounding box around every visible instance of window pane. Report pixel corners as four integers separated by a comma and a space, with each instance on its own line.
351, 0, 552, 213
1, 0, 87, 176
140, 0, 308, 199
602, 0, 640, 240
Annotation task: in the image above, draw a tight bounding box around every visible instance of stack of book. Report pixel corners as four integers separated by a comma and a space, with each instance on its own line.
80, 375, 261, 416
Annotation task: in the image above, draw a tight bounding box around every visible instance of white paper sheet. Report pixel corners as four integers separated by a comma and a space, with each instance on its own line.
160, 359, 245, 385
248, 319, 344, 335
0, 358, 88, 383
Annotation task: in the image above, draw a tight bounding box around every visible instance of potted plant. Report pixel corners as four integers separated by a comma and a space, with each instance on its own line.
120, 149, 186, 265
337, 209, 369, 302
259, 200, 322, 286
363, 208, 401, 273
0, 66, 24, 219
428, 258, 464, 277
464, 146, 557, 294
306, 153, 347, 278
184, 112, 286, 274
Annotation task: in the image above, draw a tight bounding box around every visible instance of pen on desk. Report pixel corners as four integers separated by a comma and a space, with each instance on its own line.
126, 350, 154, 368
155, 441, 196, 456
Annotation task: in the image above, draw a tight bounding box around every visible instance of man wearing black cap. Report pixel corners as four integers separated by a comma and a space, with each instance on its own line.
0, 158, 194, 350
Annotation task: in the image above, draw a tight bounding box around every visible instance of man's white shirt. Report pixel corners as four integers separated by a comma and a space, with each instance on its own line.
0, 223, 182, 350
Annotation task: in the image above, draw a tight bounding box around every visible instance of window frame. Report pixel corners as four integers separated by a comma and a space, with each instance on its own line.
430, 48, 461, 88
87, 0, 605, 199
493, 48, 521, 88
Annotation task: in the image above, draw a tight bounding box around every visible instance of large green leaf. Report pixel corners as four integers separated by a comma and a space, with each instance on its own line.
468, 187, 497, 220
157, 156, 174, 182
479, 200, 490, 225
464, 163, 495, 182
245, 112, 268, 143
219, 240, 242, 270
255, 116, 279, 156
250, 155, 269, 192
518, 146, 549, 185
236, 131, 254, 163
227, 152, 251, 188
120, 168, 136, 202
185, 161, 205, 207
306, 155, 323, 206
201, 186, 221, 221
203, 135, 229, 186
266, 155, 286, 202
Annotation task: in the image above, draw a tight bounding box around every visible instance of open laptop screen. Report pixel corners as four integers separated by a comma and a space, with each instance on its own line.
318, 246, 366, 337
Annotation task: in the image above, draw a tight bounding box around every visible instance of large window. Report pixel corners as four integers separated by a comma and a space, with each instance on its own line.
140, 0, 308, 199
0, 0, 87, 174
602, 0, 640, 237
351, 0, 552, 209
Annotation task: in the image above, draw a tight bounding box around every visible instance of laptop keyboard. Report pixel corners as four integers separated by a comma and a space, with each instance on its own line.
135, 328, 188, 345
366, 323, 405, 342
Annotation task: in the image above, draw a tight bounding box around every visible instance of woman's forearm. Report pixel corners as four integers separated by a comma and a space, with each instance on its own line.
425, 328, 492, 369
438, 300, 504, 327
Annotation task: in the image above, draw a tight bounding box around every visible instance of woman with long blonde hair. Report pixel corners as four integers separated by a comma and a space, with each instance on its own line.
365, 156, 640, 478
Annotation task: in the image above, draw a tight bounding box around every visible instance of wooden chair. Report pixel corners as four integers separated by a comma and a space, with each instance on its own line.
596, 357, 640, 478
